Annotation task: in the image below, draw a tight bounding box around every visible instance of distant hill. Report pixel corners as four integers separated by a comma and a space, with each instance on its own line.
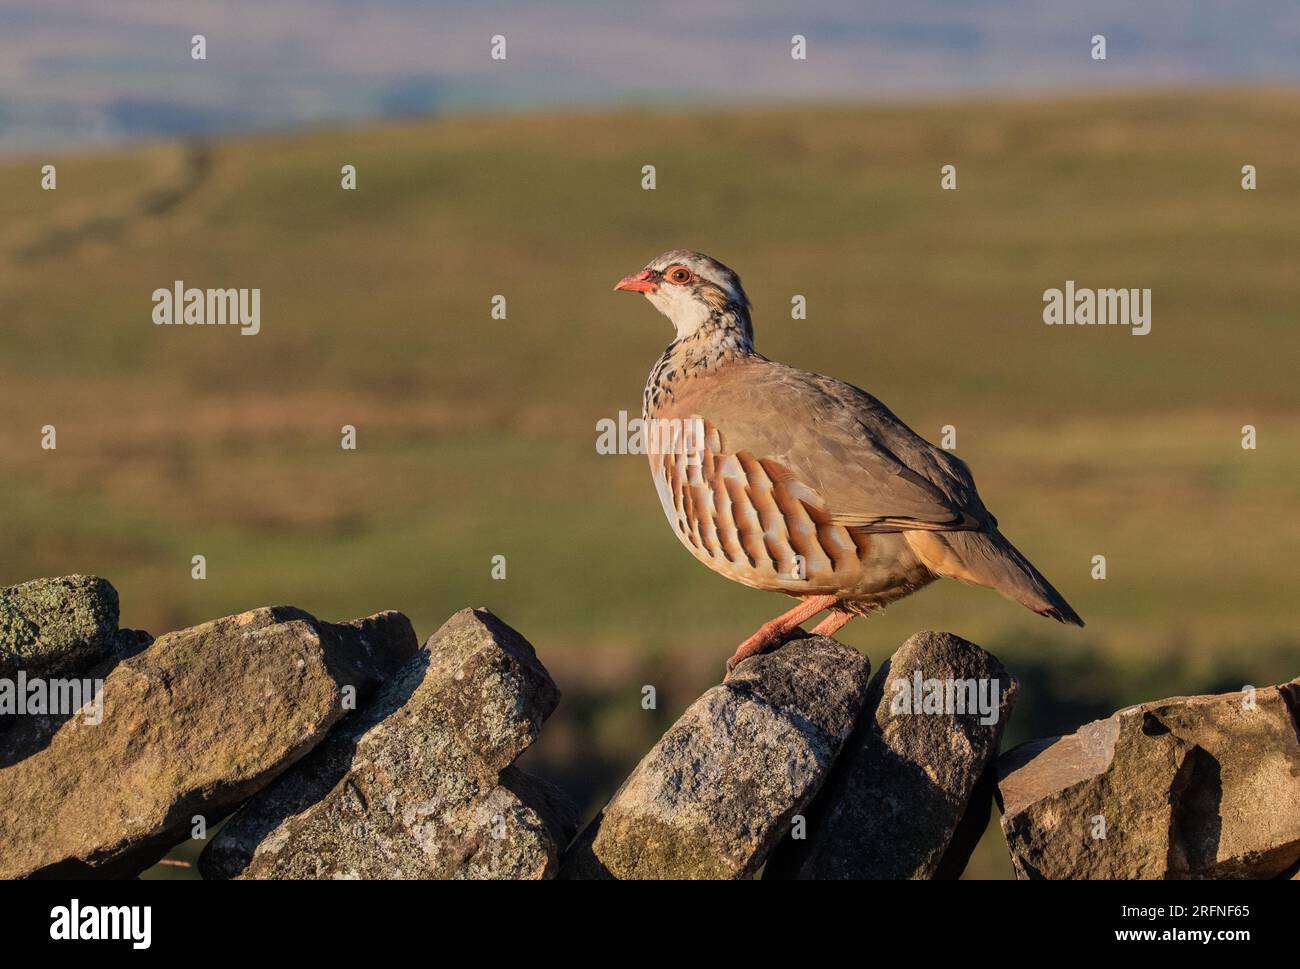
3, 1, 1300, 148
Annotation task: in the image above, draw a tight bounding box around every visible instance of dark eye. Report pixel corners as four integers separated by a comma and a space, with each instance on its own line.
666, 267, 692, 284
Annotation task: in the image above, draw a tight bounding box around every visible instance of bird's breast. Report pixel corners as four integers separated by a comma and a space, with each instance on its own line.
645, 414, 923, 601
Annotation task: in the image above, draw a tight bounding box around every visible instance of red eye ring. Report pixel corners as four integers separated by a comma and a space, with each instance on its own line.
666, 266, 693, 284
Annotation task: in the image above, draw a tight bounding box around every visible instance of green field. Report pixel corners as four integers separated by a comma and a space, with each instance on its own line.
2, 91, 1297, 878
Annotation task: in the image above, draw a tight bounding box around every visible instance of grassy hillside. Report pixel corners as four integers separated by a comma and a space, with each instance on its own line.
2, 91, 1297, 878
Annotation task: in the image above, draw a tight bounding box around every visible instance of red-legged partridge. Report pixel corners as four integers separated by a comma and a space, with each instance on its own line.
615, 249, 1083, 679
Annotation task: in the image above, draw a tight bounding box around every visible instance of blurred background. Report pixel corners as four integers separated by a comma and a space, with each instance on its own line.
1, 1, 1297, 878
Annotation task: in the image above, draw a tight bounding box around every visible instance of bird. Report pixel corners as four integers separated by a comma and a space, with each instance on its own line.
614, 249, 1083, 679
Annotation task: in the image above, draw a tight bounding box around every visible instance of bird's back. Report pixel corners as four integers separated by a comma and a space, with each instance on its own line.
654, 355, 988, 531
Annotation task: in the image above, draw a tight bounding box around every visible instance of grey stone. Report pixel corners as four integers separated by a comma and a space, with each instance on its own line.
0, 606, 417, 878
765, 630, 1017, 879
0, 575, 120, 680
202, 608, 575, 880
562, 635, 871, 880
997, 677, 1300, 879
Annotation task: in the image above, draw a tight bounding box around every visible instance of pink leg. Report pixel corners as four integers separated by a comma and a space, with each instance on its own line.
724, 594, 839, 679
809, 610, 855, 639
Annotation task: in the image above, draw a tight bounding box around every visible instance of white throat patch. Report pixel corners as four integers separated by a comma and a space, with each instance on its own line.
646, 287, 713, 339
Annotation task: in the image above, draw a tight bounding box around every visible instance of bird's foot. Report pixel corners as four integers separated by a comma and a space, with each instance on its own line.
723, 625, 800, 681
722, 594, 841, 682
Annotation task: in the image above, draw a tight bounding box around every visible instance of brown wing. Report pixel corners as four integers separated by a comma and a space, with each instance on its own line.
659, 356, 991, 534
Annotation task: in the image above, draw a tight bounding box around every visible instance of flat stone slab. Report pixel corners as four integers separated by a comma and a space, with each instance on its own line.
997, 677, 1300, 879
0, 606, 417, 878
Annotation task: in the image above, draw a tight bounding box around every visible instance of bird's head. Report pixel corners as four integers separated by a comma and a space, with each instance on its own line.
614, 249, 752, 345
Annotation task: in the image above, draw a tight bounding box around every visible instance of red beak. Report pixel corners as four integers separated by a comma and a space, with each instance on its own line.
614, 269, 657, 293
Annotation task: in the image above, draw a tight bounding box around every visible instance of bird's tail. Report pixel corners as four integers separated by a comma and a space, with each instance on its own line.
907, 528, 1085, 627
